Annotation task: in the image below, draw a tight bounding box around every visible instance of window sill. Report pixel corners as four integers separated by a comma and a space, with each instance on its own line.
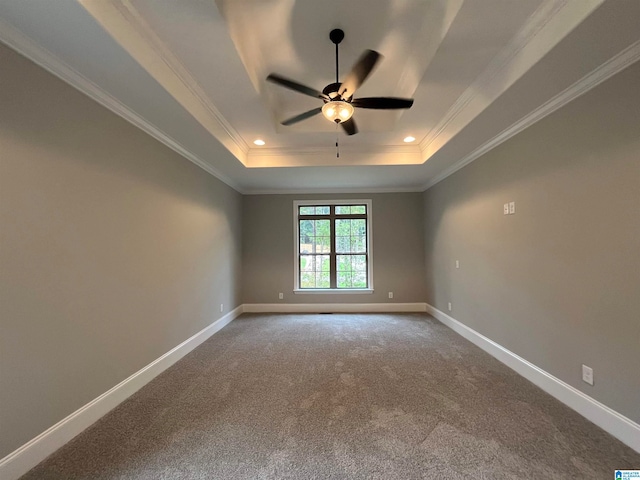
294, 289, 374, 294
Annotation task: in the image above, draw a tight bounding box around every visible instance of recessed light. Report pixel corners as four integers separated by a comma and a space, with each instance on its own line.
403, 136, 415, 143
253, 139, 265, 146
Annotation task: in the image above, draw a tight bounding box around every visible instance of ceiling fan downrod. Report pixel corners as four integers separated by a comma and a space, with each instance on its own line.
330, 28, 344, 85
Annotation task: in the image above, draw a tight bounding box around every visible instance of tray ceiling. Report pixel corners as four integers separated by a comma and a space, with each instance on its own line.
0, 0, 638, 193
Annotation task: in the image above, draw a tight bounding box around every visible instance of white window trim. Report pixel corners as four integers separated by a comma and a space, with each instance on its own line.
293, 288, 374, 295
293, 199, 373, 293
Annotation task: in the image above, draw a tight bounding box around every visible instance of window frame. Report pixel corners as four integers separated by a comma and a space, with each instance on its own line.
293, 199, 373, 294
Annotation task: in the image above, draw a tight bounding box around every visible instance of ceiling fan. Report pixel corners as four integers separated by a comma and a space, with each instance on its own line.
266, 29, 414, 136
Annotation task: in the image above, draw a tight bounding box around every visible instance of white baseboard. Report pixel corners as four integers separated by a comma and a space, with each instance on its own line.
0, 306, 243, 480
5, 302, 636, 479
425, 304, 640, 454
243, 302, 427, 313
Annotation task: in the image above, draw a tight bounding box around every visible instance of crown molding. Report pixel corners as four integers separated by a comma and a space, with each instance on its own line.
422, 39, 640, 191
248, 144, 422, 158
418, 0, 566, 154
243, 185, 425, 195
0, 18, 243, 193
418, 0, 603, 158
117, 0, 249, 156
78, 0, 249, 164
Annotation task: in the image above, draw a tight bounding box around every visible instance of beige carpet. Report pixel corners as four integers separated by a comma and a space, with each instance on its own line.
21, 313, 639, 479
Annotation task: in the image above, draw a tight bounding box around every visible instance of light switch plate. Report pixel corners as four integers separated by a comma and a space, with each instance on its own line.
509, 201, 516, 214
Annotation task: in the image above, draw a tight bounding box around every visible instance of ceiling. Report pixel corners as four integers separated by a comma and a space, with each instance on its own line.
0, 0, 638, 193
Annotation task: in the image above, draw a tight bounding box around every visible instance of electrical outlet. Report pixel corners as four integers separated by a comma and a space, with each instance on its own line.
504, 203, 509, 215
448, 302, 452, 312
582, 364, 594, 385
509, 201, 516, 214
388, 292, 393, 299
279, 292, 283, 300
455, 260, 460, 269
220, 304, 224, 313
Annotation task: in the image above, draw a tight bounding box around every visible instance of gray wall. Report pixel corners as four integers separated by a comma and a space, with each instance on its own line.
0, 44, 242, 457
2, 25, 638, 461
243, 193, 426, 304
422, 61, 640, 423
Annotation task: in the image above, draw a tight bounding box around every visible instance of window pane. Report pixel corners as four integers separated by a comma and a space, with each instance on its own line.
314, 255, 329, 272
337, 255, 351, 271
336, 205, 366, 215
337, 272, 352, 288
321, 236, 331, 253
300, 255, 314, 272
299, 220, 313, 245
353, 272, 367, 288
318, 255, 330, 272
307, 255, 318, 272
315, 220, 330, 236
300, 220, 330, 254
353, 255, 367, 271
301, 256, 326, 288
301, 272, 315, 288
335, 220, 367, 254
351, 236, 366, 253
352, 219, 366, 235
335, 219, 351, 236
336, 256, 367, 289
300, 254, 330, 289
336, 236, 350, 253
299, 206, 329, 215
308, 236, 330, 253
316, 272, 330, 288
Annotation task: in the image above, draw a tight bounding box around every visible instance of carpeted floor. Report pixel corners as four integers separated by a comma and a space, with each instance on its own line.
22, 313, 640, 479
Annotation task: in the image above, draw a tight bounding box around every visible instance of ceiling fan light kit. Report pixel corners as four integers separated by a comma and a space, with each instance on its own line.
266, 28, 414, 137
322, 100, 354, 123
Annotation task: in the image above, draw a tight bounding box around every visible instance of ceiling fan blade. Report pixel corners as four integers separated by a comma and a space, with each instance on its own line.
340, 117, 358, 136
352, 97, 414, 109
281, 107, 323, 126
266, 74, 328, 100
338, 50, 381, 99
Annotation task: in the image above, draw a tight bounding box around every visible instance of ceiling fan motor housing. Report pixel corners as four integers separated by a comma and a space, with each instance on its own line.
322, 82, 342, 100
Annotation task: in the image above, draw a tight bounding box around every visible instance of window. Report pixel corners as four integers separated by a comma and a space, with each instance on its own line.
294, 200, 372, 292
